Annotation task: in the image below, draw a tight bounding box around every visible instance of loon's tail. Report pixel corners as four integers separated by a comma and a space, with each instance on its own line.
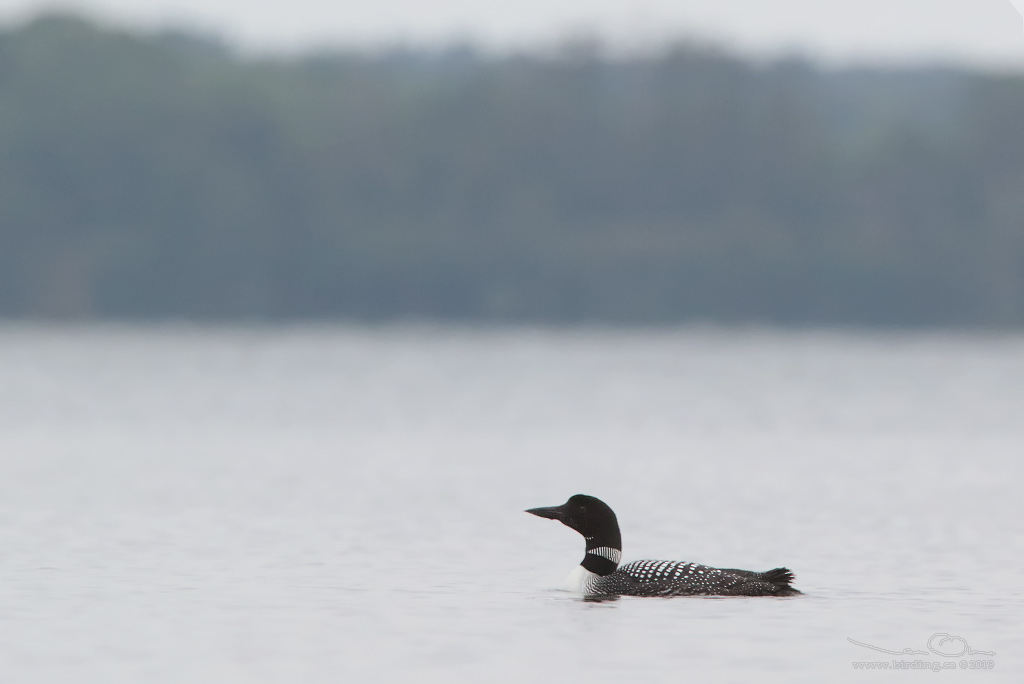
762, 567, 800, 593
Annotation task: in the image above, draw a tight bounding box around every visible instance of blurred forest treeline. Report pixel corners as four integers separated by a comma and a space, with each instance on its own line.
1, 15, 1023, 325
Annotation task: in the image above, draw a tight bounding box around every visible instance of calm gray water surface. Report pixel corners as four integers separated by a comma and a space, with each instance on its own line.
1, 325, 1021, 682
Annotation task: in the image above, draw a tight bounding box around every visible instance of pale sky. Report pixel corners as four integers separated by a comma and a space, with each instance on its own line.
1, 0, 1022, 69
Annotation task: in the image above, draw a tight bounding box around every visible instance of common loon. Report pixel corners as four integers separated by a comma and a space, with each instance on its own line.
526, 494, 800, 597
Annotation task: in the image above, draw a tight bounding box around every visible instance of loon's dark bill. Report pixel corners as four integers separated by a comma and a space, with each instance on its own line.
525, 505, 564, 521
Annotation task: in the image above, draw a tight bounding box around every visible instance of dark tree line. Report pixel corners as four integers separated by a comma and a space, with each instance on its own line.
1, 15, 1023, 325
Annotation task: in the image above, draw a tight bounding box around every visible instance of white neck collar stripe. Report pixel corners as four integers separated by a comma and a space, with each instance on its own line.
586, 547, 621, 564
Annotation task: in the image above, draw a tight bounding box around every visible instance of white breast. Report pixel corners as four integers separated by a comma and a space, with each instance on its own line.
564, 565, 598, 594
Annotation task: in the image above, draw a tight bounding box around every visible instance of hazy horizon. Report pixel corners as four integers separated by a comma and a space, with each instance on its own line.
2, 14, 1022, 327
1, 0, 1023, 70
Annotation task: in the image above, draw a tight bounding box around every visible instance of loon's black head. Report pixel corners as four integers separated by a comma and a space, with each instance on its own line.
526, 494, 623, 574
526, 494, 619, 540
